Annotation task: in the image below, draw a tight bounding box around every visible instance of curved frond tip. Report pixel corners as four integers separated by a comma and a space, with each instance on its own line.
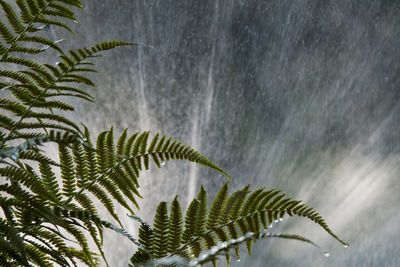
130, 184, 348, 266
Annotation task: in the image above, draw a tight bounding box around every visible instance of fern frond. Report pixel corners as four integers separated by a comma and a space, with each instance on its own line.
0, 20, 15, 44
118, 131, 230, 178
0, 218, 29, 266
15, 0, 32, 24
71, 142, 87, 188
131, 184, 348, 266
47, 2, 75, 18
25, 0, 40, 16
203, 183, 229, 266
181, 198, 200, 258
152, 202, 169, 258
195, 185, 207, 238
24, 227, 71, 265
0, 70, 34, 85
87, 184, 120, 225
0, 1, 24, 34
0, 165, 47, 196
130, 223, 153, 265
10, 45, 47, 54
85, 221, 107, 266
63, 223, 96, 266
66, 129, 228, 230
47, 85, 94, 99
206, 182, 229, 230
55, 0, 83, 9
2, 56, 44, 70
1, 41, 135, 149
19, 34, 63, 53
168, 196, 183, 254
0, 130, 76, 162
1, 117, 80, 136
39, 161, 62, 202
1, 0, 83, 60
59, 143, 76, 197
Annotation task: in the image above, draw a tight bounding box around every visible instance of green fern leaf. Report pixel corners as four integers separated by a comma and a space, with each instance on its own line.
19, 34, 63, 53
168, 196, 183, 254
181, 198, 200, 258
64, 224, 96, 265
59, 144, 75, 197
56, 0, 83, 9
88, 184, 120, 225
19, 150, 59, 166
97, 174, 135, 216
2, 118, 80, 137
26, 0, 40, 16
39, 162, 61, 202
116, 128, 128, 155
33, 17, 72, 33
106, 127, 115, 167
0, 20, 15, 44
48, 85, 94, 100
2, 56, 44, 70
206, 183, 229, 230
59, 73, 95, 86
71, 142, 87, 188
15, 0, 33, 24
152, 201, 169, 258
42, 9, 76, 21
0, 70, 34, 85
9, 45, 45, 54
130, 222, 153, 265
23, 111, 82, 134
96, 130, 109, 173
195, 186, 207, 238
85, 221, 107, 266
48, 2, 75, 17
0, 1, 24, 34
0, 165, 47, 196
0, 219, 29, 265
136, 184, 348, 266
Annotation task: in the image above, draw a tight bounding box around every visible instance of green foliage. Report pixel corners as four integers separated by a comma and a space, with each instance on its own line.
129, 184, 348, 266
0, 1, 229, 265
0, 1, 348, 266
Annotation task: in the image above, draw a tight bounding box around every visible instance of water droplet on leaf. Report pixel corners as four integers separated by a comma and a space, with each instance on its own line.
343, 244, 349, 248
324, 252, 330, 257
160, 161, 165, 166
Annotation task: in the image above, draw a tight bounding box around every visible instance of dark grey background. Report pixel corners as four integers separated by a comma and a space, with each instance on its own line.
47, 1, 400, 266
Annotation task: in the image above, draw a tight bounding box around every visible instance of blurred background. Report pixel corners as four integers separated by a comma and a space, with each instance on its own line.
48, 1, 400, 266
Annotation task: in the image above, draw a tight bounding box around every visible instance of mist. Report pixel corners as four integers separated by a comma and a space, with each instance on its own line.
47, 1, 400, 266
